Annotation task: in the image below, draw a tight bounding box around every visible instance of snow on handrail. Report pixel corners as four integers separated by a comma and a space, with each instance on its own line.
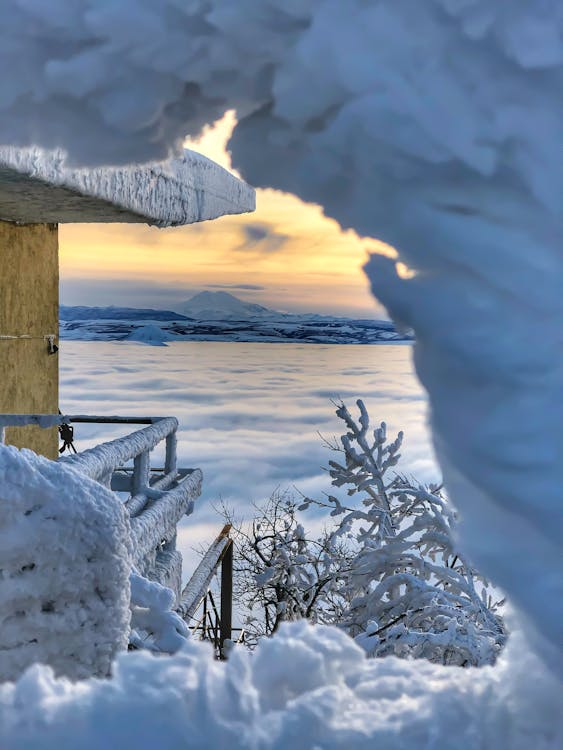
130, 469, 203, 570
177, 524, 232, 622
0, 412, 203, 607
0, 414, 170, 427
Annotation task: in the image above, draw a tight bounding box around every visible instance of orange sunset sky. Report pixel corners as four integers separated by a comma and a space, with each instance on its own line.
60, 112, 392, 318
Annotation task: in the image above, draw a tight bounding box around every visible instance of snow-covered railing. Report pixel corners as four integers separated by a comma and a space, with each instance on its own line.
177, 524, 236, 658
0, 413, 202, 601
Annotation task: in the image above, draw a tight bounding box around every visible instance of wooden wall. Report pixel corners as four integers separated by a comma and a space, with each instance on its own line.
0, 220, 59, 458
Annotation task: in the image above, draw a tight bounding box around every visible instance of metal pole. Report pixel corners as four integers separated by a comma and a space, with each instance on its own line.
164, 430, 177, 476
219, 538, 233, 659
132, 450, 150, 495
202, 595, 208, 640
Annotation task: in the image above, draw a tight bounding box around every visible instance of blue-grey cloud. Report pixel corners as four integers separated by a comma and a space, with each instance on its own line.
60, 278, 196, 309
206, 284, 266, 292
236, 223, 290, 254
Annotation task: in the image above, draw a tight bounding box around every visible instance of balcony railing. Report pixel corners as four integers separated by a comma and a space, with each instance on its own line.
0, 412, 236, 659
0, 413, 202, 603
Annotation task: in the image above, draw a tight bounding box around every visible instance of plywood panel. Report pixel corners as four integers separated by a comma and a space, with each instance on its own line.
0, 220, 59, 458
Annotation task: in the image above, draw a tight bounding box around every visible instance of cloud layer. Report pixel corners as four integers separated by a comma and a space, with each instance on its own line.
59, 340, 434, 571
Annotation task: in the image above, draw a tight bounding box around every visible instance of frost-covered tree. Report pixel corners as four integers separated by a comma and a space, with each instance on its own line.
310, 401, 507, 665
221, 491, 352, 649
229, 401, 506, 666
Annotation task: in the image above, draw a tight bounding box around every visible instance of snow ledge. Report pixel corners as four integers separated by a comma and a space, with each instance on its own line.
0, 147, 255, 227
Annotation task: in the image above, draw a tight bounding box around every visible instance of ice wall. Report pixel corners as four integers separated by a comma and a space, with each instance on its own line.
0, 446, 132, 681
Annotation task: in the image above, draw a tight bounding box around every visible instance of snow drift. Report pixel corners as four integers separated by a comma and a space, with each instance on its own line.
0, 620, 560, 750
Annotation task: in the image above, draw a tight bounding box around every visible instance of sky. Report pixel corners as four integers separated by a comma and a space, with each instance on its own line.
59, 112, 393, 319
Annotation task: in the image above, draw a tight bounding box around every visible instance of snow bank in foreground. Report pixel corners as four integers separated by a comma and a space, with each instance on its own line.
0, 446, 132, 681
1, 620, 560, 750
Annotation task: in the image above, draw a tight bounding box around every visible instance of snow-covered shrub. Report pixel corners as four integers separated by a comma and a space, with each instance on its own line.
0, 445, 132, 681
223, 492, 351, 647
233, 401, 505, 666
316, 400, 506, 666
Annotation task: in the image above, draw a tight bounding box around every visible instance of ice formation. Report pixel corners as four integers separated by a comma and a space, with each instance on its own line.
129, 572, 189, 653
0, 446, 132, 681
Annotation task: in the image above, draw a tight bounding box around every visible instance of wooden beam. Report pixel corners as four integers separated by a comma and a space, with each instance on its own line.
0, 221, 59, 457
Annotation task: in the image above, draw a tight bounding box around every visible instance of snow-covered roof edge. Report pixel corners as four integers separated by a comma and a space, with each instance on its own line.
0, 147, 255, 227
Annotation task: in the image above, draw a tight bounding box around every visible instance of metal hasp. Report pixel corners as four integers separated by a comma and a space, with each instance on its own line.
177, 524, 239, 658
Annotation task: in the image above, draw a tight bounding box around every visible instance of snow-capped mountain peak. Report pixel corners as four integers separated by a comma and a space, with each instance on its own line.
177, 291, 274, 320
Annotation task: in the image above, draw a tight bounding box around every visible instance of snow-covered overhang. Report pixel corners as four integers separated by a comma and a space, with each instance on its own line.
0, 148, 255, 227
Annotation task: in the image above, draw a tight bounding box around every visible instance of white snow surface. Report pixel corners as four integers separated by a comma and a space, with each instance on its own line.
1, 620, 561, 750
0, 1, 561, 745
0, 146, 255, 226
0, 445, 132, 682
129, 572, 189, 654
126, 325, 175, 346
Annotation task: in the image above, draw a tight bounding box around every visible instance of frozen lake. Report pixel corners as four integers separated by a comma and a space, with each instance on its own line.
60, 341, 437, 566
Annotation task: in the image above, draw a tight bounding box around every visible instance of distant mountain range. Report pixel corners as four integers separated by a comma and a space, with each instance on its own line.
59, 292, 412, 345
60, 305, 189, 322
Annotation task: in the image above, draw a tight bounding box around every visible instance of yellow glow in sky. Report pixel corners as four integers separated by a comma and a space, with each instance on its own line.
60, 112, 392, 318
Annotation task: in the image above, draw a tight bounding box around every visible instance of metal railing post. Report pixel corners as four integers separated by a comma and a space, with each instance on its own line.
132, 450, 150, 496
219, 538, 233, 659
165, 430, 177, 476
202, 595, 208, 640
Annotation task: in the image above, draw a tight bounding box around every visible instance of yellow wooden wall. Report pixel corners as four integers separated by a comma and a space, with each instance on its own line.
0, 220, 59, 458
